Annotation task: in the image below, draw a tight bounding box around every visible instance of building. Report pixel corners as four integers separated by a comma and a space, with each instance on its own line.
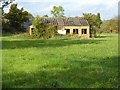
29, 17, 90, 38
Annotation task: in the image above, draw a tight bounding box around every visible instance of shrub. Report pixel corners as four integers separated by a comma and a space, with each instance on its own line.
2, 23, 17, 33
31, 16, 57, 39
44, 26, 57, 38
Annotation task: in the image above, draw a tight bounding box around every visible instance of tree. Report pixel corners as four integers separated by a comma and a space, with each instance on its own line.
83, 13, 102, 37
32, 16, 57, 39
109, 16, 118, 33
100, 20, 109, 33
32, 16, 45, 38
96, 13, 102, 28
0, 0, 14, 30
51, 6, 64, 17
4, 4, 29, 31
93, 13, 102, 37
100, 16, 118, 33
32, 16, 44, 30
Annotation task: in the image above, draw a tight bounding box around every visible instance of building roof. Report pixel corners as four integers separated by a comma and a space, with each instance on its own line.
42, 17, 89, 26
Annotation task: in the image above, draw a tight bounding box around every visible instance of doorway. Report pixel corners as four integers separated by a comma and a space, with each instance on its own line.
65, 29, 70, 34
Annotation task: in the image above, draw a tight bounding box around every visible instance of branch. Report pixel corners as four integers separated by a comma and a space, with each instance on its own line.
0, 0, 15, 9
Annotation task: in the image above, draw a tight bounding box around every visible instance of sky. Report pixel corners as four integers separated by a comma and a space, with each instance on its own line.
3, 0, 120, 20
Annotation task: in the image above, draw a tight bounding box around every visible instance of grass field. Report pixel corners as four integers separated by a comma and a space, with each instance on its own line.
2, 33, 118, 88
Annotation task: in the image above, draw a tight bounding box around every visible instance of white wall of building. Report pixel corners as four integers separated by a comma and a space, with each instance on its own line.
57, 30, 66, 35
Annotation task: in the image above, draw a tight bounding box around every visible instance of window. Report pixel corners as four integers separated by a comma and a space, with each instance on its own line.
65, 29, 70, 34
31, 28, 34, 33
73, 29, 78, 34
82, 29, 87, 34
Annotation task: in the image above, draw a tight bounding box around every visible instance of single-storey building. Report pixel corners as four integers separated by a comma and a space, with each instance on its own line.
29, 17, 90, 38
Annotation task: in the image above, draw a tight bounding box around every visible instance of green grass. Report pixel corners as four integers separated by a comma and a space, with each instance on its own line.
2, 33, 118, 88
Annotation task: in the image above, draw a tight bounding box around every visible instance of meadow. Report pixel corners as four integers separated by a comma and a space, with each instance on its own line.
1, 33, 118, 88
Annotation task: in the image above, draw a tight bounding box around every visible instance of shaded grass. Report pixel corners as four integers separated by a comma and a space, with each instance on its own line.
2, 39, 105, 50
2, 33, 118, 88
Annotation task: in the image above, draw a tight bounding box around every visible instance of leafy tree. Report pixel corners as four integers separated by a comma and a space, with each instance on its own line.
95, 13, 102, 35
0, 0, 14, 31
4, 4, 29, 31
32, 16, 57, 39
109, 17, 118, 33
32, 16, 44, 38
83, 13, 102, 37
96, 13, 102, 28
100, 16, 118, 33
51, 6, 64, 17
100, 20, 110, 33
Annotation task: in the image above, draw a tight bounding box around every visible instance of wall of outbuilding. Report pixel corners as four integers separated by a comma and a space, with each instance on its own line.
57, 26, 90, 38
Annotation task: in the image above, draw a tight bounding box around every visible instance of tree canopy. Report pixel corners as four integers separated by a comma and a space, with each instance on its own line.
32, 16, 57, 39
83, 13, 102, 37
100, 16, 118, 33
51, 6, 64, 17
4, 4, 29, 31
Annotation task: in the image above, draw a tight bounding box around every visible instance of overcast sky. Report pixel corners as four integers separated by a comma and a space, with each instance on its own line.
3, 0, 120, 20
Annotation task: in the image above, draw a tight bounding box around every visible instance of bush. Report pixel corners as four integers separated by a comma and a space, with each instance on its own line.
31, 26, 57, 39
44, 26, 57, 38
2, 19, 26, 34
32, 16, 57, 39
2, 23, 18, 33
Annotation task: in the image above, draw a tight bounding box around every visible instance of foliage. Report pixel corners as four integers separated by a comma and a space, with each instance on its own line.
42, 15, 48, 17
32, 16, 57, 39
0, 0, 15, 14
32, 16, 44, 38
100, 16, 118, 33
32, 16, 44, 29
83, 13, 102, 37
1, 0, 14, 8
100, 20, 109, 33
2, 33, 118, 88
4, 4, 29, 31
2, 18, 17, 33
43, 25, 57, 39
51, 6, 64, 17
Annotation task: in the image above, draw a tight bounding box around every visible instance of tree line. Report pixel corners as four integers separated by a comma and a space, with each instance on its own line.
1, 1, 118, 38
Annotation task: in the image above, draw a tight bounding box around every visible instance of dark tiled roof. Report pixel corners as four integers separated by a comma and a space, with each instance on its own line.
42, 17, 89, 26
